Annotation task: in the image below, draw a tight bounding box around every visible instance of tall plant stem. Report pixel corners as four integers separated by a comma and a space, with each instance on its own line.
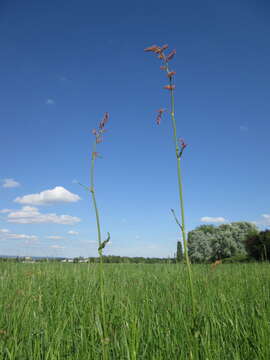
168, 76, 195, 316
90, 142, 108, 359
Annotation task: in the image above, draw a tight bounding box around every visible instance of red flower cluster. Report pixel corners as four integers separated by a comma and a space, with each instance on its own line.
92, 112, 109, 144
164, 85, 175, 91
156, 108, 165, 125
179, 138, 187, 149
145, 44, 176, 91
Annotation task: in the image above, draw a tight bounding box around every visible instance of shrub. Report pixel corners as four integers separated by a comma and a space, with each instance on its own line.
222, 254, 251, 264
245, 230, 270, 261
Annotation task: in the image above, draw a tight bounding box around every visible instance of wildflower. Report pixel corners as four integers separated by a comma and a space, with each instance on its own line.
160, 44, 169, 51
179, 138, 187, 149
167, 71, 176, 78
92, 129, 97, 135
92, 152, 100, 159
144, 45, 160, 53
99, 112, 109, 130
156, 108, 165, 125
166, 49, 176, 62
96, 136, 103, 144
164, 85, 175, 90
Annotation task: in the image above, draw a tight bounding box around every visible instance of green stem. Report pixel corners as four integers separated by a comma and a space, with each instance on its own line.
90, 141, 108, 359
167, 70, 195, 316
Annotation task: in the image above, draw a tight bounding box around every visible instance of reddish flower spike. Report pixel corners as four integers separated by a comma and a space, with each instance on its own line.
166, 49, 176, 62
96, 136, 103, 144
99, 112, 109, 130
156, 108, 165, 125
164, 85, 175, 91
160, 44, 169, 51
167, 71, 176, 78
179, 138, 187, 149
144, 45, 160, 52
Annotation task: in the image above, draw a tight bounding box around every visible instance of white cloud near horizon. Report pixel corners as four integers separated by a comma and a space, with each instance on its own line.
2, 178, 20, 188
200, 216, 227, 223
0, 228, 38, 240
68, 230, 79, 235
0, 209, 12, 213
255, 214, 270, 227
14, 186, 80, 205
6, 206, 81, 225
51, 245, 65, 249
46, 235, 64, 240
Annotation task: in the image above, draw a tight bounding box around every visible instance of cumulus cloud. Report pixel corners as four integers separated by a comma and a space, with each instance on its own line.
0, 209, 12, 213
200, 216, 227, 223
46, 235, 63, 240
14, 186, 80, 205
255, 214, 270, 227
68, 230, 79, 235
51, 245, 65, 249
0, 228, 38, 240
6, 206, 81, 225
2, 178, 20, 188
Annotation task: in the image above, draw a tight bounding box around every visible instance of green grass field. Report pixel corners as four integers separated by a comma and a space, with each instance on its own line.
0, 262, 269, 359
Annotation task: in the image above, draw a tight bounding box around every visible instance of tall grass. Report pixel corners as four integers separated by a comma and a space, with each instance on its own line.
80, 112, 111, 359
144, 44, 195, 314
0, 262, 269, 359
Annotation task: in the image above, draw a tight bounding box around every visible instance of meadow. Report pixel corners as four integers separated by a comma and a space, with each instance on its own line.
0, 262, 269, 359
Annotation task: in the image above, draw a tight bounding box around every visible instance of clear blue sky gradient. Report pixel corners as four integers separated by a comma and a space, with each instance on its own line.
0, 0, 269, 257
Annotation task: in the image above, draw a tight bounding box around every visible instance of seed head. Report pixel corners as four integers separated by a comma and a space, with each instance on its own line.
156, 108, 165, 125
164, 85, 175, 91
167, 71, 176, 78
179, 138, 187, 149
99, 112, 109, 130
144, 45, 161, 53
166, 49, 176, 62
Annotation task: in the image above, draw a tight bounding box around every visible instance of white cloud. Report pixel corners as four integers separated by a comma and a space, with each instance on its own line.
46, 235, 63, 239
46, 98, 55, 105
2, 178, 20, 188
0, 209, 12, 213
15, 186, 80, 205
255, 214, 270, 227
68, 230, 79, 235
8, 233, 38, 240
6, 206, 81, 225
51, 245, 65, 249
0, 228, 38, 240
200, 216, 227, 223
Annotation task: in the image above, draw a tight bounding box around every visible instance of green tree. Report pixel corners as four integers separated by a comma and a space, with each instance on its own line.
245, 230, 270, 261
176, 241, 183, 262
188, 230, 213, 263
188, 222, 258, 262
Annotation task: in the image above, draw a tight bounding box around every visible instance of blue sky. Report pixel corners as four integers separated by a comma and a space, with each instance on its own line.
0, 0, 269, 258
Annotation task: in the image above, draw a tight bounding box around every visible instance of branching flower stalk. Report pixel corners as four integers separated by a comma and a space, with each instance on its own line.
145, 44, 195, 315
91, 112, 110, 358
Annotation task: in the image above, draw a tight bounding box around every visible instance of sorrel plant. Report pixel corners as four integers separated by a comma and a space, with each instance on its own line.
145, 44, 195, 314
80, 112, 111, 358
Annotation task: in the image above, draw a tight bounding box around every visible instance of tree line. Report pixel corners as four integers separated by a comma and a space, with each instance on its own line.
186, 221, 269, 263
